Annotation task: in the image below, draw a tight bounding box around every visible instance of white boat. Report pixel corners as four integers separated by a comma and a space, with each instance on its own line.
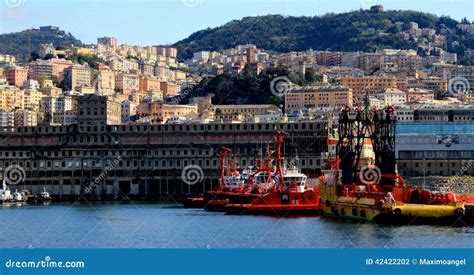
12, 189, 26, 202
38, 187, 52, 202
0, 179, 13, 204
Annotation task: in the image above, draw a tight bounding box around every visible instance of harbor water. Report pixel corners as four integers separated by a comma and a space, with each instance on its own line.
0, 202, 472, 248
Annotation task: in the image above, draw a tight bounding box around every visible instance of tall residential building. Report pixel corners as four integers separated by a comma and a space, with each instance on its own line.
64, 64, 92, 91
285, 85, 353, 114
28, 60, 53, 81
115, 73, 139, 93
4, 66, 28, 88
77, 95, 122, 131
97, 37, 118, 47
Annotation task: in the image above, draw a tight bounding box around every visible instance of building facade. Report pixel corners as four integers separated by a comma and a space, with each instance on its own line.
0, 120, 328, 199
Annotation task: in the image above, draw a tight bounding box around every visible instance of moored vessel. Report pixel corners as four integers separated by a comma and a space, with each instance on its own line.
225, 131, 322, 215
318, 105, 467, 225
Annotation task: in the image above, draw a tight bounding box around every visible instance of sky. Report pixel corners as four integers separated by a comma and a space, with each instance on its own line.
1, 0, 473, 46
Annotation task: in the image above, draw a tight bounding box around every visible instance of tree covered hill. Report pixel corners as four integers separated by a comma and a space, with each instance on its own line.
173, 9, 472, 61
0, 27, 83, 62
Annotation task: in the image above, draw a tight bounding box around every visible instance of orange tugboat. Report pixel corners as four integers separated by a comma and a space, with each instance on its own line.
184, 146, 245, 209
225, 131, 322, 215
318, 105, 468, 225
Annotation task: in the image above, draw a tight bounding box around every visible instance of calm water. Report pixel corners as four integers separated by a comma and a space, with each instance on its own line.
0, 202, 472, 248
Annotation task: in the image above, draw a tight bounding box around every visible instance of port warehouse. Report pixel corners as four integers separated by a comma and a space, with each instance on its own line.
0, 120, 473, 199
0, 121, 327, 199
396, 122, 474, 177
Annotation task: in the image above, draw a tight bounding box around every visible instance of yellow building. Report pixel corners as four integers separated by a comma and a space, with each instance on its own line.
285, 85, 352, 114
215, 104, 281, 117
23, 90, 45, 111
96, 70, 115, 91
0, 86, 24, 110
460, 93, 474, 103
339, 76, 398, 101
138, 102, 198, 121
174, 71, 186, 80
73, 47, 95, 56
64, 64, 92, 91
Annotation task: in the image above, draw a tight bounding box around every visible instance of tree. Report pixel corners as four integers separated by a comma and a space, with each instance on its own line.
37, 73, 48, 88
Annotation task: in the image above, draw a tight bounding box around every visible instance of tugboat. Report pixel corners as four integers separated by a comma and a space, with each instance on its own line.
225, 131, 322, 215
318, 105, 467, 225
183, 147, 244, 208
38, 187, 52, 203
204, 147, 260, 211
21, 189, 37, 204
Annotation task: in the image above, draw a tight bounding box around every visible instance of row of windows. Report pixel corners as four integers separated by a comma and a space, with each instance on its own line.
0, 149, 213, 158
13, 122, 326, 134
1, 157, 322, 171
399, 150, 474, 159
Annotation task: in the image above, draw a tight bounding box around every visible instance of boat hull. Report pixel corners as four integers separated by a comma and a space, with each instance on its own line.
225, 203, 322, 215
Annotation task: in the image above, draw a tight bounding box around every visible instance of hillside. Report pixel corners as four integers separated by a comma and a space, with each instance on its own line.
0, 26, 82, 61
173, 9, 473, 62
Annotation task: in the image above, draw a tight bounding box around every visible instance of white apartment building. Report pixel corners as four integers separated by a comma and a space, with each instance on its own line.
376, 88, 407, 106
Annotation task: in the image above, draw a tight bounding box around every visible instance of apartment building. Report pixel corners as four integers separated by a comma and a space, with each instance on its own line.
4, 66, 28, 88
339, 76, 398, 102
115, 73, 139, 93
285, 85, 353, 113
64, 64, 92, 91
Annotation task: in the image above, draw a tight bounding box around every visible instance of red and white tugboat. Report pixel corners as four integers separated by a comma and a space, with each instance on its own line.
225, 131, 322, 215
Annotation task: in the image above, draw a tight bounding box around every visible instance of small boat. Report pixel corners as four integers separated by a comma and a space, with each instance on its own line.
38, 187, 52, 203
12, 189, 27, 203
0, 189, 13, 204
21, 189, 37, 204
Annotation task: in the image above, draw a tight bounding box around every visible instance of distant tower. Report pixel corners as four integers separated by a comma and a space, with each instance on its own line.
370, 5, 384, 13
246, 47, 255, 64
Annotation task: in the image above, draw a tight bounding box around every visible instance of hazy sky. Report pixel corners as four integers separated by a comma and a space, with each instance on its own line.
1, 0, 473, 46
